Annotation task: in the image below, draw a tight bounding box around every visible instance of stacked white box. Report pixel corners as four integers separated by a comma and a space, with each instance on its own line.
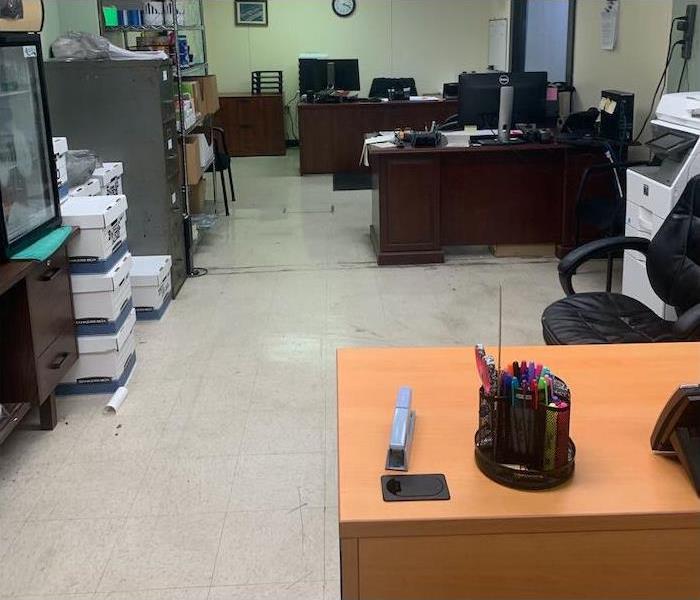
68, 177, 101, 198
93, 162, 124, 195
57, 193, 137, 396
131, 255, 172, 320
71, 252, 133, 335
60, 195, 128, 273
57, 309, 137, 396
52, 137, 69, 201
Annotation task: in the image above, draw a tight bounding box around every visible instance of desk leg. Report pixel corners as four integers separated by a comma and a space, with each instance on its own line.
340, 537, 359, 600
39, 393, 57, 431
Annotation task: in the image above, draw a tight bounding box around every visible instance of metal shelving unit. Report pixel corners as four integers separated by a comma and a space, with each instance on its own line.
97, 0, 218, 276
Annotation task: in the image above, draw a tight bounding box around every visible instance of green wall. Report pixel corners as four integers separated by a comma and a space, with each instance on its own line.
40, 0, 99, 53
40, 0, 61, 51
204, 0, 507, 99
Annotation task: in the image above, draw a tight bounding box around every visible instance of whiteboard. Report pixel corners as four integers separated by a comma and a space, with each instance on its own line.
488, 19, 508, 72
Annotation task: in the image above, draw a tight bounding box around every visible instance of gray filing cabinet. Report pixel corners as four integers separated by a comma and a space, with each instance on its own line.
44, 59, 187, 297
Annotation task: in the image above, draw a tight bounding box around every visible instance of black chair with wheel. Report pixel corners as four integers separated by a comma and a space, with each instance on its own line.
541, 174, 700, 345
205, 126, 236, 217
369, 77, 417, 99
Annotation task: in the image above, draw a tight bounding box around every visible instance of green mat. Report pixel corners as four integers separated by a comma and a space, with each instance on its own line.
10, 226, 73, 261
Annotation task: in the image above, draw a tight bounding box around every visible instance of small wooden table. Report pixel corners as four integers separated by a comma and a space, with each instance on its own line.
337, 344, 700, 599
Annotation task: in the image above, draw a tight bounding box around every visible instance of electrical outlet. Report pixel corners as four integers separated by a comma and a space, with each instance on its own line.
681, 4, 697, 60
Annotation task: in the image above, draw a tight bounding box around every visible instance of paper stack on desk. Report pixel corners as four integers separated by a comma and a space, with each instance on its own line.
360, 133, 396, 167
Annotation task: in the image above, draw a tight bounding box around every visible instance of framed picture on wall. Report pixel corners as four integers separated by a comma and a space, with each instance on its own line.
235, 0, 268, 26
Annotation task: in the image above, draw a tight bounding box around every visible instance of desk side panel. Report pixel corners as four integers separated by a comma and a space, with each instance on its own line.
358, 528, 700, 599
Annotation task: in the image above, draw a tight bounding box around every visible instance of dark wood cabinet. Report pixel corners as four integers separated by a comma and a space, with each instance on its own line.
0, 234, 78, 439
217, 93, 286, 157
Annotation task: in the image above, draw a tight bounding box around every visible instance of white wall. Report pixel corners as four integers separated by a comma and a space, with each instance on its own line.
204, 0, 505, 99
572, 0, 674, 142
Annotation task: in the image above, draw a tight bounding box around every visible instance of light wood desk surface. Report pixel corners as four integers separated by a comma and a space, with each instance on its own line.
337, 344, 700, 599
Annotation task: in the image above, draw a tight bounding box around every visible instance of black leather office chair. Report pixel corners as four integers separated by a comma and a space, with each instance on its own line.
541, 174, 700, 345
369, 77, 417, 98
574, 159, 653, 291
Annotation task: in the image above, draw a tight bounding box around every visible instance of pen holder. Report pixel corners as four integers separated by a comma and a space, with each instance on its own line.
474, 386, 575, 490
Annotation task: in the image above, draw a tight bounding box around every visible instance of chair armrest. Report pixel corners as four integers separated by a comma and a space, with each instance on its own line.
558, 236, 651, 296
672, 304, 700, 340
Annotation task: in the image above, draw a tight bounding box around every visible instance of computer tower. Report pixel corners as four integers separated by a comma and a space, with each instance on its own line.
600, 90, 634, 143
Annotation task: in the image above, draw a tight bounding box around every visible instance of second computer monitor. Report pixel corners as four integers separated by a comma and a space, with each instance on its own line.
458, 72, 548, 129
299, 58, 360, 93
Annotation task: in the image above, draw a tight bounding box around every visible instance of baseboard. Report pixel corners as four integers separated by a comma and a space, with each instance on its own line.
489, 244, 555, 258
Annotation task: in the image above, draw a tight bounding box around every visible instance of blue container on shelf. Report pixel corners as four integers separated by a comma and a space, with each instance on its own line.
178, 36, 190, 67
127, 9, 143, 26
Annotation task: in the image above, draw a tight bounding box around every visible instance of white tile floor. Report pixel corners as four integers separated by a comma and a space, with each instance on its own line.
0, 150, 616, 599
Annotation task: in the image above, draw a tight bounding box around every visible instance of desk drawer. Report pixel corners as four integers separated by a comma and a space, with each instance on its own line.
27, 248, 74, 356
35, 327, 77, 401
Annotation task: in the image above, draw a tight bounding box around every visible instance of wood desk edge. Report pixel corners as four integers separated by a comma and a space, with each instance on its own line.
367, 141, 572, 156
339, 511, 700, 539
298, 98, 457, 109
0, 226, 78, 295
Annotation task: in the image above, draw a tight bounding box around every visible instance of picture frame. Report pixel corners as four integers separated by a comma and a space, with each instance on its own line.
235, 0, 268, 27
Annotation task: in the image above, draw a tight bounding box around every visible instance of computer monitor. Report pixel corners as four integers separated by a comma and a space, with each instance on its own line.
298, 58, 360, 93
458, 72, 548, 129
299, 58, 326, 93
327, 59, 360, 91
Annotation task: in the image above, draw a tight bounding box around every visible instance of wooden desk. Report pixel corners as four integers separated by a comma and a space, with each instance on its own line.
369, 141, 603, 265
0, 234, 78, 441
337, 344, 700, 600
298, 99, 457, 174
217, 93, 286, 157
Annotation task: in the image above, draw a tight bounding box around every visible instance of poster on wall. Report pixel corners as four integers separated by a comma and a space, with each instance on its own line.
235, 0, 268, 27
601, 0, 619, 51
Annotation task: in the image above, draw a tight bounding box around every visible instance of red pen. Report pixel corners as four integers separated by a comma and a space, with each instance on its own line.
530, 379, 538, 409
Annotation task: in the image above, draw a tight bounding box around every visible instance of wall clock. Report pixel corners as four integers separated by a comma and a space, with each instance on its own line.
332, 0, 356, 18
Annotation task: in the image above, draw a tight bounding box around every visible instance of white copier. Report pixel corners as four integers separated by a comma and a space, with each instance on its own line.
623, 92, 700, 319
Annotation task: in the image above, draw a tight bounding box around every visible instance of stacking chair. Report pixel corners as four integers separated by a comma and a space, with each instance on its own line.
205, 127, 236, 217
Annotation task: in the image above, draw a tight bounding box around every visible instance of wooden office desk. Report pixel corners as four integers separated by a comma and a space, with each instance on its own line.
368, 141, 602, 265
337, 344, 700, 600
298, 99, 456, 174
